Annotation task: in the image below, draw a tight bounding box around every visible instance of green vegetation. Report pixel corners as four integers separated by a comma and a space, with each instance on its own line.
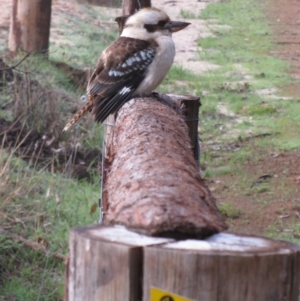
0, 3, 112, 300
162, 0, 300, 152
266, 221, 300, 244
0, 237, 65, 300
49, 5, 118, 67
193, 0, 300, 145
0, 145, 99, 300
218, 202, 242, 219
180, 9, 198, 19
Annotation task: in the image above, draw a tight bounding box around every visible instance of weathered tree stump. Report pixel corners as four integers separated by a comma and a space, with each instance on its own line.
102, 96, 226, 238
8, 0, 52, 56
66, 225, 300, 301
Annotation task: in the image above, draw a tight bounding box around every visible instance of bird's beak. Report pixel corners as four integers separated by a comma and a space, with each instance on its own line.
165, 21, 191, 32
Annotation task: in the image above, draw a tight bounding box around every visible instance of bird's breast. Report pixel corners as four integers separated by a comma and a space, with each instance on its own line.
134, 36, 175, 95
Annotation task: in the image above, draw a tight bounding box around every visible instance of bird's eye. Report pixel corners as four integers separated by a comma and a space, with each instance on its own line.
157, 20, 167, 27
144, 20, 169, 33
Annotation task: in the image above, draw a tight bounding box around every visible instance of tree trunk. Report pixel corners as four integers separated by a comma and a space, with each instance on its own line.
102, 96, 227, 238
122, 0, 151, 15
66, 225, 300, 301
8, 0, 52, 56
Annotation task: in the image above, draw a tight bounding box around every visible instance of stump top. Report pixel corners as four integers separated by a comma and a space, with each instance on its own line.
161, 232, 300, 255
72, 226, 300, 255
75, 225, 173, 246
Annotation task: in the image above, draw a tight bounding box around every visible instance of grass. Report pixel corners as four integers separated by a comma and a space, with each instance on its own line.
49, 4, 118, 68
203, 165, 232, 178
184, 0, 300, 153
265, 220, 300, 244
173, 0, 299, 151
218, 202, 242, 219
0, 147, 100, 231
0, 237, 65, 300
180, 9, 198, 19
0, 144, 99, 300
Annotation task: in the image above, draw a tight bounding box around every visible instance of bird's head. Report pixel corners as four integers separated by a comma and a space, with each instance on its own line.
120, 7, 190, 39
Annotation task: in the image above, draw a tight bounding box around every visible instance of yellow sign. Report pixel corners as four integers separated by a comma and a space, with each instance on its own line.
150, 287, 194, 301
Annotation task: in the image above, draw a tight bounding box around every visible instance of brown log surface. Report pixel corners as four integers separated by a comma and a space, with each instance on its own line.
103, 97, 227, 238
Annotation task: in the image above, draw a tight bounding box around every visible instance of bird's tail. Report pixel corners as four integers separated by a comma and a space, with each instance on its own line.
63, 102, 93, 132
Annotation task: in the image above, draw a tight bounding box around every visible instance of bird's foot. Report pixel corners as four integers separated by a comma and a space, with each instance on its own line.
141, 91, 181, 113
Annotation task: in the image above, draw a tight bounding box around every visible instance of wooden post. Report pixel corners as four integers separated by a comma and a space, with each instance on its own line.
166, 94, 200, 162
122, 0, 151, 15
67, 225, 173, 301
8, 0, 52, 56
144, 233, 300, 301
66, 226, 300, 301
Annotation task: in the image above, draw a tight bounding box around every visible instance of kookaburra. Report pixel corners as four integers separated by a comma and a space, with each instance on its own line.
63, 7, 190, 131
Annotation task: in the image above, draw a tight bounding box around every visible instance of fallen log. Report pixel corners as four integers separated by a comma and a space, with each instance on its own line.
102, 96, 227, 238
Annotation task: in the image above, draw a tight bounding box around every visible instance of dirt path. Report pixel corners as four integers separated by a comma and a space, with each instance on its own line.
210, 0, 300, 236
266, 0, 300, 78
265, 0, 300, 97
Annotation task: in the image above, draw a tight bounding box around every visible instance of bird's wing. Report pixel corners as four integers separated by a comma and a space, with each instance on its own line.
87, 37, 158, 123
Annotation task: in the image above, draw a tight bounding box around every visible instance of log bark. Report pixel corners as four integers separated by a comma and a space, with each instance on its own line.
102, 97, 227, 238
8, 0, 52, 56
66, 226, 300, 301
123, 0, 151, 15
